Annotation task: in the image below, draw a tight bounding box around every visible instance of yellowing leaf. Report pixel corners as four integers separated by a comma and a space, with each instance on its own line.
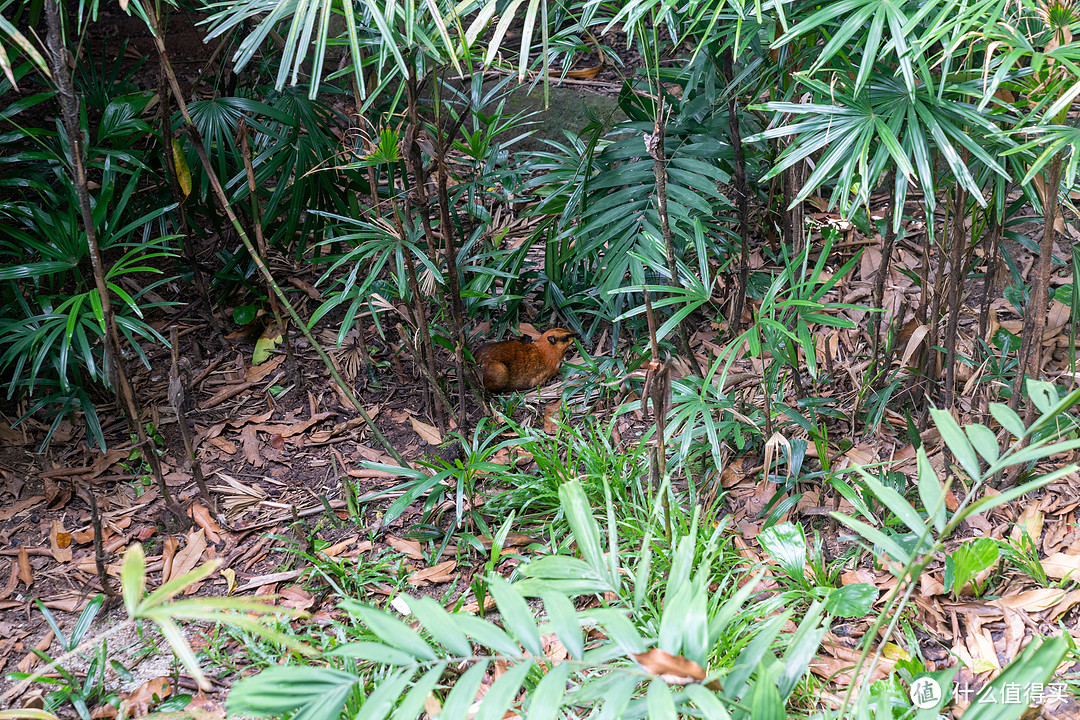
172, 138, 191, 197
253, 323, 283, 365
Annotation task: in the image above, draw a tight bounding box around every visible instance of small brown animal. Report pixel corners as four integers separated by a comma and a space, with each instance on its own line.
474, 328, 579, 393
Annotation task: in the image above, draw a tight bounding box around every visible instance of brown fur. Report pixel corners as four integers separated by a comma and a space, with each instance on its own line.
474, 328, 578, 393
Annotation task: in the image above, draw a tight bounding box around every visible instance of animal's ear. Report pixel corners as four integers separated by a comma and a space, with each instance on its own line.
548, 335, 557, 344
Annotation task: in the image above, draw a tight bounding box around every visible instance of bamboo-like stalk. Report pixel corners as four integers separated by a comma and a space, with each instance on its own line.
1012, 155, 1063, 418
45, 0, 183, 527
143, 7, 408, 468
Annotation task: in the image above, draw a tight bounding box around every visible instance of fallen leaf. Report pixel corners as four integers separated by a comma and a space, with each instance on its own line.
49, 521, 72, 563
17, 547, 31, 586
408, 560, 457, 586
119, 677, 171, 718
632, 648, 722, 690
189, 503, 222, 544
1043, 552, 1080, 580
385, 535, 424, 560
167, 529, 207, 585
410, 417, 442, 445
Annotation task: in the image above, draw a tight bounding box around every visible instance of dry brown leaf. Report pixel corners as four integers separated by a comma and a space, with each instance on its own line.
1010, 505, 1043, 543
279, 586, 314, 611
0, 495, 45, 522
408, 560, 457, 586
48, 520, 72, 563
119, 677, 171, 718
202, 381, 254, 409
899, 324, 930, 369
188, 503, 222, 544
385, 535, 424, 560
996, 587, 1065, 611
1047, 589, 1080, 621
1042, 552, 1080, 580
240, 426, 263, 467
16, 547, 31, 587
632, 648, 722, 689
255, 412, 335, 439
245, 356, 283, 383
409, 416, 442, 445
17, 630, 54, 673
0, 559, 17, 599
318, 537, 358, 559
167, 529, 207, 585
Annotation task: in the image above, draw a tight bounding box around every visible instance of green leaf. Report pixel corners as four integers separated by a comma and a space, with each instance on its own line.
757, 523, 807, 579
354, 670, 410, 720
559, 479, 607, 579
227, 667, 357, 720
474, 660, 532, 720
439, 661, 489, 720
824, 584, 877, 618
916, 446, 946, 534
683, 684, 732, 719
749, 663, 784, 720
541, 591, 584, 659
930, 408, 982, 481
525, 662, 570, 720
646, 678, 676, 720
392, 663, 446, 720
965, 424, 1000, 464
962, 636, 1068, 720
346, 603, 438, 661
831, 513, 914, 566
452, 614, 524, 658
120, 544, 147, 618
409, 596, 472, 657
326, 641, 418, 665
487, 576, 543, 657
946, 538, 999, 595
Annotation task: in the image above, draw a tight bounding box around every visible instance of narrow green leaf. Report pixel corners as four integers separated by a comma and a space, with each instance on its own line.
930, 408, 982, 480
475, 660, 532, 720
439, 661, 489, 720
525, 662, 570, 720
392, 663, 446, 720
410, 596, 472, 657
646, 678, 676, 720
541, 592, 583, 659
989, 403, 1025, 438
348, 603, 438, 661
487, 576, 543, 657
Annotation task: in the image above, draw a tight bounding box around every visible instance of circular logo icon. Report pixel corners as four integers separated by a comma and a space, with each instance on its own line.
910, 677, 943, 709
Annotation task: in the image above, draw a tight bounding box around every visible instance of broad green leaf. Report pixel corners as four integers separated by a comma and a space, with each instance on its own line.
965, 424, 999, 464
346, 603, 438, 661
930, 409, 982, 481
526, 661, 570, 720
487, 576, 542, 657
541, 591, 584, 659
916, 446, 946, 534
644, 678, 675, 720
409, 596, 472, 657
824, 584, 878, 618
474, 660, 531, 720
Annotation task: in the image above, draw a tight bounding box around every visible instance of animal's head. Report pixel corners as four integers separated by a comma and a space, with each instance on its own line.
538, 328, 579, 358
